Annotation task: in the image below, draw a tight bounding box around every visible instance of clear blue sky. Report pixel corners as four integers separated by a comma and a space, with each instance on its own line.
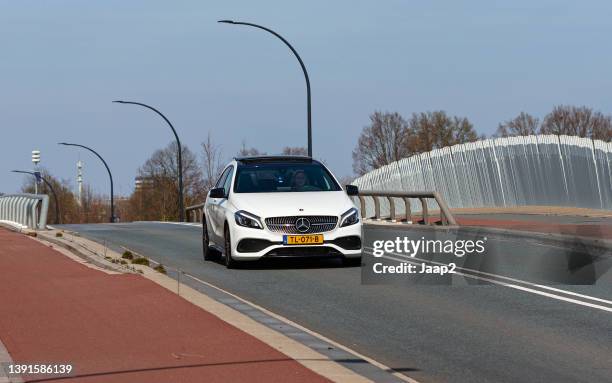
1, 0, 611, 195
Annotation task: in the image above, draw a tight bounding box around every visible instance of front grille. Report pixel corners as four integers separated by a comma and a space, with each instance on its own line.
263, 246, 342, 257
265, 216, 338, 234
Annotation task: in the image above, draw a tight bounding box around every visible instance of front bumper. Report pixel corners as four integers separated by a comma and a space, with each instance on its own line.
229, 221, 362, 261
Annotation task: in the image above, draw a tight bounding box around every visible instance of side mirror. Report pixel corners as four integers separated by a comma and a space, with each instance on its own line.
209, 187, 225, 199
345, 185, 359, 196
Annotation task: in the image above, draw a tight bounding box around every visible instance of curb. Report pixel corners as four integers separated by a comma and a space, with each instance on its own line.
37, 234, 130, 273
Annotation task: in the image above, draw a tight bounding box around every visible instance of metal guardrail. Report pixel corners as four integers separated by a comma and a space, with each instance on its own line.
356, 190, 457, 226
0, 193, 49, 230
185, 191, 457, 226
185, 203, 205, 223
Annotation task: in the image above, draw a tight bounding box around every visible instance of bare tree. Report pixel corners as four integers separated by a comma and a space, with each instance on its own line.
496, 112, 539, 137
540, 105, 612, 141
281, 146, 307, 156
409, 111, 479, 152
352, 111, 414, 176
136, 142, 205, 221
201, 132, 224, 190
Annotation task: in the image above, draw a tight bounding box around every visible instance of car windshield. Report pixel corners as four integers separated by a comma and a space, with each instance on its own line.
234, 162, 342, 193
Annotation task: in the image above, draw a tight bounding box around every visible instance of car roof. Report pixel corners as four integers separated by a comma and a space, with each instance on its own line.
234, 155, 317, 164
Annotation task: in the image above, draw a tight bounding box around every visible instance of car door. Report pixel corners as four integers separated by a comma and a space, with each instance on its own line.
206, 167, 231, 244
215, 166, 235, 236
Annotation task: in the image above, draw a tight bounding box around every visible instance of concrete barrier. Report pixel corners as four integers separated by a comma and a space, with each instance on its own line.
0, 194, 49, 230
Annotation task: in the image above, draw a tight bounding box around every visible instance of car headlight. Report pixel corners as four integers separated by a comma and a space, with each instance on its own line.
234, 210, 263, 229
340, 207, 359, 227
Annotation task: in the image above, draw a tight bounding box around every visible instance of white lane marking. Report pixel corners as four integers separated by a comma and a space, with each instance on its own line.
393, 253, 612, 305
364, 248, 612, 313
182, 272, 419, 383
530, 284, 612, 305
139, 221, 203, 227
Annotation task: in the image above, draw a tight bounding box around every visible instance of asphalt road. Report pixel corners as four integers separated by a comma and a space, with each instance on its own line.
57, 222, 612, 383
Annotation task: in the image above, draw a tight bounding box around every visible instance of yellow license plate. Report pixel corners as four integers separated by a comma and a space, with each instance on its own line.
283, 234, 324, 245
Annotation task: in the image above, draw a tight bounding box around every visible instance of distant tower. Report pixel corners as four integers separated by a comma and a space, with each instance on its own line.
77, 161, 83, 205
31, 150, 41, 194
31, 150, 41, 166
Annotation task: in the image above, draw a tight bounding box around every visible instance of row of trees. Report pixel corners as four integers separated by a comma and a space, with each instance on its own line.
495, 105, 612, 140
352, 111, 482, 175
352, 105, 612, 175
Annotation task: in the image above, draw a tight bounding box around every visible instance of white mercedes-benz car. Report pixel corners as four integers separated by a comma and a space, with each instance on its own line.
202, 156, 362, 268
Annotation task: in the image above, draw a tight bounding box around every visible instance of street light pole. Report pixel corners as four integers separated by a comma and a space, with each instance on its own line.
58, 142, 115, 223
218, 20, 313, 157
12, 170, 61, 224
112, 101, 185, 222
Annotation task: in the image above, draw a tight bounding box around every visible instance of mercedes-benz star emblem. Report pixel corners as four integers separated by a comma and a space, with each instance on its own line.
295, 217, 311, 233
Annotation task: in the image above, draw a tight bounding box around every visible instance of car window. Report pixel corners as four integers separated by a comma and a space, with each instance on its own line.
234, 162, 341, 193
215, 167, 231, 189
222, 166, 234, 196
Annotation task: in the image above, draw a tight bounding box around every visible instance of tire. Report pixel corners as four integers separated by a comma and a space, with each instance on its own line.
224, 225, 239, 269
202, 217, 213, 261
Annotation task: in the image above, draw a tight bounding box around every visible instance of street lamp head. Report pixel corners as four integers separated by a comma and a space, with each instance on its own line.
112, 100, 127, 104
58, 142, 68, 146
217, 20, 236, 24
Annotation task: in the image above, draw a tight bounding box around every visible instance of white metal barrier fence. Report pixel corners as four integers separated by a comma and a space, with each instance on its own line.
0, 194, 49, 230
353, 135, 612, 217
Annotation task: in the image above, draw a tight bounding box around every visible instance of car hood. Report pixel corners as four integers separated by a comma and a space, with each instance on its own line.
229, 191, 356, 218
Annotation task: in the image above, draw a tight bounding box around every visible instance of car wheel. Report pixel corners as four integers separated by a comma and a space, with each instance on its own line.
202, 217, 213, 261
224, 225, 239, 269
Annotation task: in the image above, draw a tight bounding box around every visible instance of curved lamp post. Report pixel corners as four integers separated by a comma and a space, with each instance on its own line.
218, 20, 313, 157
58, 142, 115, 223
112, 101, 184, 222
11, 170, 61, 224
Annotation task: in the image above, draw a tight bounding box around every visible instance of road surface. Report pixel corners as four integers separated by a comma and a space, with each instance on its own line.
57, 221, 612, 383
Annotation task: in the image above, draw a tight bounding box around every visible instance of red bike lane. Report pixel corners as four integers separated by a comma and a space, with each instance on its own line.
0, 228, 329, 383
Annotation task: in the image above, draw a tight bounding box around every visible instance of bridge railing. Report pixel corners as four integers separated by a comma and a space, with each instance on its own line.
185, 191, 457, 226
353, 135, 612, 210
0, 194, 49, 230
355, 190, 457, 226
185, 203, 205, 223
